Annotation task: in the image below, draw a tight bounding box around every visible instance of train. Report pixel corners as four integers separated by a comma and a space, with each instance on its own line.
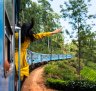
0, 0, 72, 91
27, 50, 72, 65
0, 0, 20, 91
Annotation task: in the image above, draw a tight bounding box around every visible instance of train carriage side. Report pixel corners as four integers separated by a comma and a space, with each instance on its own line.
0, 0, 15, 91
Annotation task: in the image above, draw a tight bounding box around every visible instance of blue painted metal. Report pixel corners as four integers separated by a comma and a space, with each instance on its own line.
0, 0, 15, 91
8, 69, 15, 91
0, 0, 5, 91
27, 50, 73, 65
0, 0, 4, 67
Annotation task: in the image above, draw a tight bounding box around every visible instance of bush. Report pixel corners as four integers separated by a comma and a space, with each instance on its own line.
81, 67, 96, 82
44, 62, 78, 80
46, 78, 96, 91
86, 61, 96, 70
46, 78, 68, 90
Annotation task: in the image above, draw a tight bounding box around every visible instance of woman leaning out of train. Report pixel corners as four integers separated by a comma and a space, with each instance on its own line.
4, 18, 63, 88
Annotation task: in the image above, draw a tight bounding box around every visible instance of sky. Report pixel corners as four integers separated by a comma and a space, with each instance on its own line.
32, 0, 96, 43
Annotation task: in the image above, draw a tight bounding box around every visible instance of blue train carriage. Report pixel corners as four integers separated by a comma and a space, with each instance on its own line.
0, 0, 16, 91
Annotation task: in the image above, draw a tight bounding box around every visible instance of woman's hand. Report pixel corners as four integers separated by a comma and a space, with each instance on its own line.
51, 27, 64, 35
4, 60, 10, 72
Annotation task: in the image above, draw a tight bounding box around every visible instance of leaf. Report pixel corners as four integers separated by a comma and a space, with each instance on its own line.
65, 29, 70, 35
88, 15, 94, 19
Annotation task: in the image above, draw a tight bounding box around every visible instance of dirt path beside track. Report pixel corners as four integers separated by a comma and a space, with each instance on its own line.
21, 66, 56, 91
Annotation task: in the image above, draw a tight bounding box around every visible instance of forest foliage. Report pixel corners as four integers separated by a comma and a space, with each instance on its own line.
20, 0, 96, 90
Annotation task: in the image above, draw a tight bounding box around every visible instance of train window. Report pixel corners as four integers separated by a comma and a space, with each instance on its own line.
5, 0, 13, 26
5, 33, 11, 63
5, 14, 13, 63
4, 12, 14, 75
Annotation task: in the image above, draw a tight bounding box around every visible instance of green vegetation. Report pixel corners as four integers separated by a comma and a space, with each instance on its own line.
61, 0, 96, 77
20, 0, 96, 90
46, 78, 96, 91
44, 60, 79, 81
81, 67, 96, 82
28, 39, 64, 54
20, 0, 64, 54
44, 60, 96, 90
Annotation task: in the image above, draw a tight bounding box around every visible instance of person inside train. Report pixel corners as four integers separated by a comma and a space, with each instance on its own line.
5, 18, 63, 81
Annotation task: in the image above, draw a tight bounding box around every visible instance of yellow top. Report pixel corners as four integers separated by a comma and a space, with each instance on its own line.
15, 32, 51, 80
15, 32, 51, 50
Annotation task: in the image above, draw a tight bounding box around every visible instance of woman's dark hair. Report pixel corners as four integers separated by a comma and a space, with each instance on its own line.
21, 18, 35, 43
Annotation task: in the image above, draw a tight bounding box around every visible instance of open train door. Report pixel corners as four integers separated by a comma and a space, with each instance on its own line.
0, 0, 15, 91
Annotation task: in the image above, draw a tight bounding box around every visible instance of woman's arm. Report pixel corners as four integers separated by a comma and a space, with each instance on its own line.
50, 27, 63, 35
33, 27, 63, 39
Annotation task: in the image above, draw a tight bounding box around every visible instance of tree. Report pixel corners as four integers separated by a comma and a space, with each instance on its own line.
19, 0, 64, 53
36, 0, 62, 51
60, 0, 96, 78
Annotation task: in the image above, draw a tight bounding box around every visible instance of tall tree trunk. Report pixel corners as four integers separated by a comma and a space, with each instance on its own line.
78, 20, 81, 80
